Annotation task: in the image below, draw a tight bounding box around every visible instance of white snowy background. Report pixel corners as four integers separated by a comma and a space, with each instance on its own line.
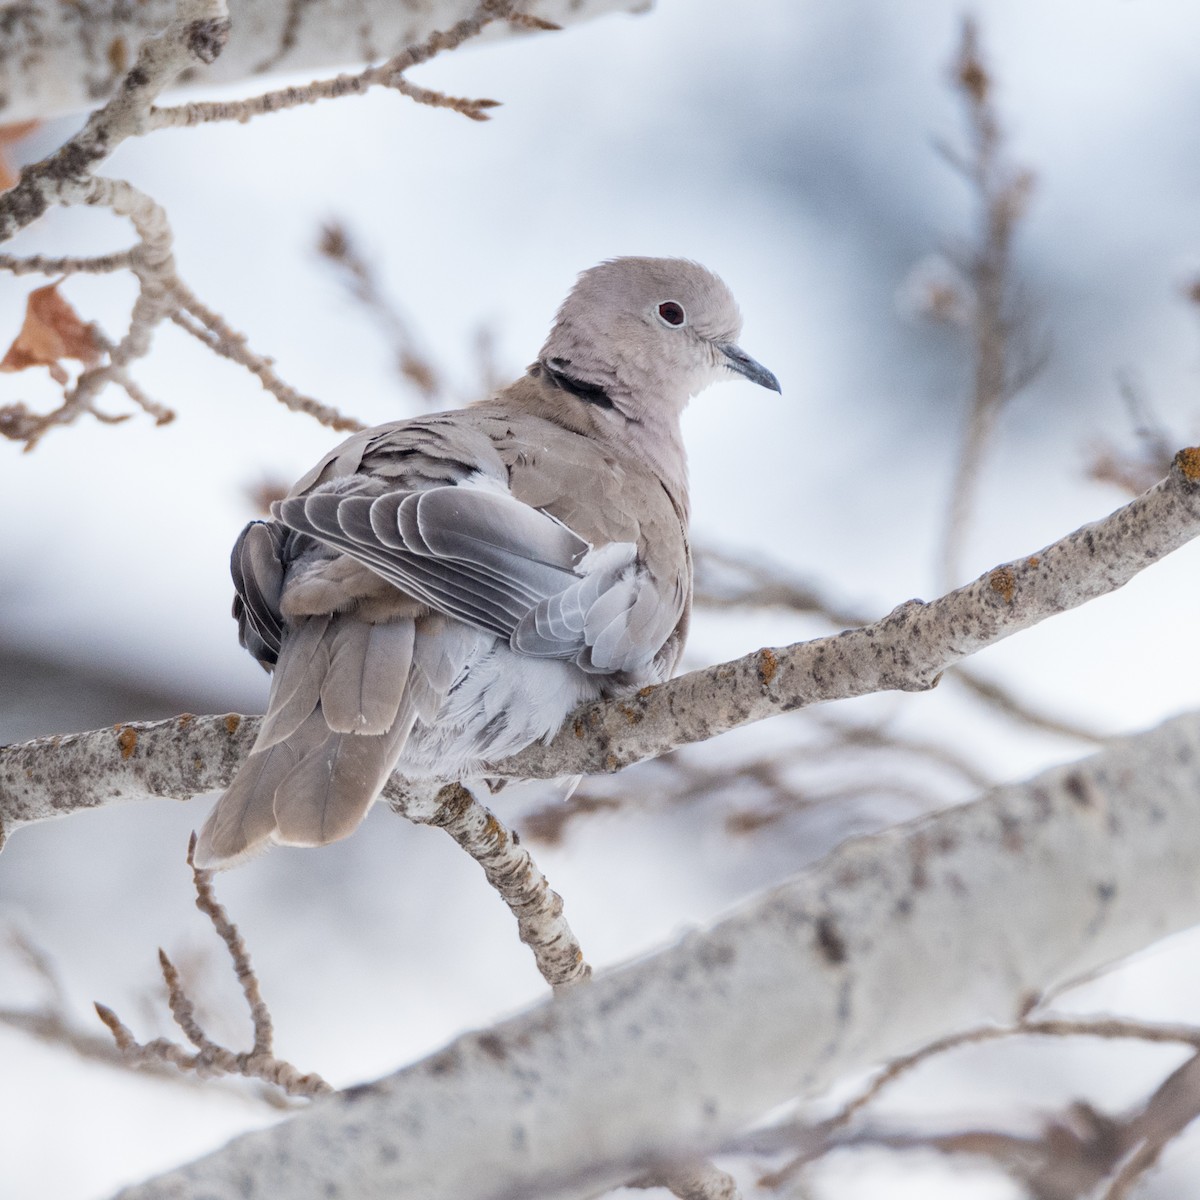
2, 0, 1200, 1196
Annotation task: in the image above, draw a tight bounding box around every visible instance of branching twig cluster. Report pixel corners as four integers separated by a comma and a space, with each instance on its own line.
915, 18, 1046, 589
1088, 372, 1183, 498
94, 834, 331, 1099
0, 0, 549, 448
742, 1011, 1200, 1200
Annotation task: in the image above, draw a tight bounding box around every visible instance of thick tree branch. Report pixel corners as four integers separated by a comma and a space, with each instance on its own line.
2, 448, 1199, 841
0, 0, 644, 124
108, 707, 1200, 1200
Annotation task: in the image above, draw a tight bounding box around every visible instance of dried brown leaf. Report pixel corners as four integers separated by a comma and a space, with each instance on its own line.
0, 120, 39, 192
1, 283, 102, 384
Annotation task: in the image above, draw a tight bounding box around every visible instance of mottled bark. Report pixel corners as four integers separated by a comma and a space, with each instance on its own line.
4, 448, 1198, 842
0, 0, 644, 122
111, 708, 1200, 1200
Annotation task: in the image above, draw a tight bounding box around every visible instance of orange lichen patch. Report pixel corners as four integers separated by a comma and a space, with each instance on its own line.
757, 647, 779, 687
1027, 556, 1040, 568
177, 712, 195, 728
637, 685, 655, 698
1175, 446, 1200, 482
116, 726, 138, 760
604, 753, 619, 772
989, 566, 1016, 604
618, 704, 643, 725
223, 713, 241, 735
573, 718, 585, 738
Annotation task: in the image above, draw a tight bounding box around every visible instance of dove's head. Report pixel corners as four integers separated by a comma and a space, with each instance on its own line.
539, 257, 781, 418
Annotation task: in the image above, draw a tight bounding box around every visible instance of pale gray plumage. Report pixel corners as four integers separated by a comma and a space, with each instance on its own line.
194, 257, 780, 869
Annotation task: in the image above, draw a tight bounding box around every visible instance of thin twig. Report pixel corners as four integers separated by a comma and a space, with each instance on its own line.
317, 220, 446, 407
937, 17, 1043, 589
170, 281, 365, 432
0, 250, 136, 275
93, 834, 331, 1098
754, 1015, 1200, 1191
146, 1, 535, 130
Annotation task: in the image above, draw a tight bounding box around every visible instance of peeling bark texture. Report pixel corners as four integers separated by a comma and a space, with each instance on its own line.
3, 450, 1197, 842
110, 710, 1200, 1200
0, 0, 647, 123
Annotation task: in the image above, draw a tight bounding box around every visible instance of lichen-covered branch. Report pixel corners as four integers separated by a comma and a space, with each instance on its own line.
0, 0, 231, 244
414, 784, 591, 990
0, 0, 615, 445
107, 708, 1200, 1200
1, 0, 642, 124
3, 449, 1199, 840
694, 542, 1106, 745
143, 0, 528, 130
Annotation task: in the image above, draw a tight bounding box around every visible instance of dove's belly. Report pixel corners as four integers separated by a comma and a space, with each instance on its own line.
399, 634, 603, 778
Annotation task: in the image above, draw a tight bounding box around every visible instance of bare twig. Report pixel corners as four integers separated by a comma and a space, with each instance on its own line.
94, 834, 331, 1098
753, 1015, 1200, 1193
145, 1, 539, 130
170, 282, 365, 432
317, 220, 446, 407
0, 250, 136, 275
1089, 372, 1180, 498
936, 17, 1044, 589
523, 714, 990, 848
1101, 1050, 1200, 1200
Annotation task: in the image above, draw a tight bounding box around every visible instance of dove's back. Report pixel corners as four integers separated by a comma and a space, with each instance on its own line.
195, 380, 691, 868
194, 254, 778, 869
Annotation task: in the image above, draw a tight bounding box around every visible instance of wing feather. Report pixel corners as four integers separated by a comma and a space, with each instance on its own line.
275, 476, 679, 673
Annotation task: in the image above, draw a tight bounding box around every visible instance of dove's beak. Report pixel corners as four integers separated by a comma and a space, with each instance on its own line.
718, 343, 782, 393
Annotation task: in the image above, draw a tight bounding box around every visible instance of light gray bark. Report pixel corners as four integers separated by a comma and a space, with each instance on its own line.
111, 708, 1200, 1200
0, 0, 646, 122
3, 449, 1198, 843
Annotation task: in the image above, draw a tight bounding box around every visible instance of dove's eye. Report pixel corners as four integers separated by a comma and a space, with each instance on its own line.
657, 301, 686, 327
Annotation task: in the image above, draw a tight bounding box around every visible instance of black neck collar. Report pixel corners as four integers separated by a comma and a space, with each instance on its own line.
536, 358, 615, 411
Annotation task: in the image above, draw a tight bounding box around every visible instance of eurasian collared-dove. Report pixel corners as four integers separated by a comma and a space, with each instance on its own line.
194, 257, 780, 869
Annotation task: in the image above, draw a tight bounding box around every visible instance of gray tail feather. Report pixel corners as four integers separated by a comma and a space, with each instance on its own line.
271, 709, 417, 848
193, 711, 324, 868
194, 614, 471, 869
255, 614, 331, 750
